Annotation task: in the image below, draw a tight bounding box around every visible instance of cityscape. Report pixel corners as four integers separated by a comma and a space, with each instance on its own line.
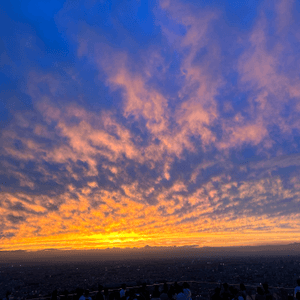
1, 247, 300, 300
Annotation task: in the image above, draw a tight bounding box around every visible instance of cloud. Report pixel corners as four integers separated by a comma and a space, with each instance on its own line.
250, 153, 300, 170
236, 0, 300, 139
6, 214, 26, 224
1, 0, 300, 250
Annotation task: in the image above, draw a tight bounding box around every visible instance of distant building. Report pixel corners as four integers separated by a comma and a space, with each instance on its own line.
218, 263, 224, 272
205, 262, 213, 270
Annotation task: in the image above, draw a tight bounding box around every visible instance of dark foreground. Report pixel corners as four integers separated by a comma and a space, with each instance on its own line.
1, 255, 300, 300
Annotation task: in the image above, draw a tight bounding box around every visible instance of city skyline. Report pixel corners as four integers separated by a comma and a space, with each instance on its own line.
1, 0, 300, 251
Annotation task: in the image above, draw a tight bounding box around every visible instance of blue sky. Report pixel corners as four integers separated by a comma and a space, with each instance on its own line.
1, 0, 300, 250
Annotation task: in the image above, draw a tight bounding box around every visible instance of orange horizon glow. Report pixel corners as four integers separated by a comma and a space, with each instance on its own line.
2, 221, 300, 251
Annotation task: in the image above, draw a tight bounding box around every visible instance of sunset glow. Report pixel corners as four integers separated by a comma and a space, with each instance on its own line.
1, 0, 300, 251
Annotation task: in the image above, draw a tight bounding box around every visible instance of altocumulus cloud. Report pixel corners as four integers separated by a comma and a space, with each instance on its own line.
0, 0, 300, 250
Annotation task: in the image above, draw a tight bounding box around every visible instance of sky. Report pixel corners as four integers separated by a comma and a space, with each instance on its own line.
1, 0, 300, 251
